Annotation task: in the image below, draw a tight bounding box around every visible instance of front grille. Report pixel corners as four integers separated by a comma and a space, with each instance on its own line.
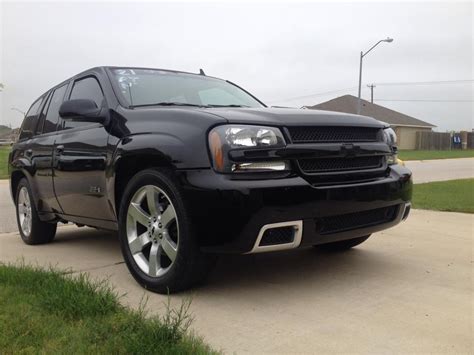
288, 126, 380, 143
317, 206, 398, 235
259, 226, 295, 246
299, 156, 384, 173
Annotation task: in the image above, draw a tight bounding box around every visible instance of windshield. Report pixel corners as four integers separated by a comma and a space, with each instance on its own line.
109, 68, 264, 108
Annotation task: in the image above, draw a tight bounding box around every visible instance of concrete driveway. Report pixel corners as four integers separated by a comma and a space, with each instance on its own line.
0, 209, 472, 353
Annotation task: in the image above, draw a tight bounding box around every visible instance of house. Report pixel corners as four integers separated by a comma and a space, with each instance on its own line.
306, 95, 436, 149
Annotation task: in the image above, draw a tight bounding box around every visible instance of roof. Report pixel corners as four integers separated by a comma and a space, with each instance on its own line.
306, 95, 436, 128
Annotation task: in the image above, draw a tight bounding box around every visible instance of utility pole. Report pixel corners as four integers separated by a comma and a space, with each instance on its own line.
367, 84, 376, 103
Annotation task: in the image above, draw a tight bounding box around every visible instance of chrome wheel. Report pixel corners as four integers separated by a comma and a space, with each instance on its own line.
18, 186, 32, 237
126, 185, 179, 277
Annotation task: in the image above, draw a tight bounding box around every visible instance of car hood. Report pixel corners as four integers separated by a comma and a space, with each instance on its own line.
197, 107, 386, 128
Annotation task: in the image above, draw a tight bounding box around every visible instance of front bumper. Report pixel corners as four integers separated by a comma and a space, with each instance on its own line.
179, 164, 412, 254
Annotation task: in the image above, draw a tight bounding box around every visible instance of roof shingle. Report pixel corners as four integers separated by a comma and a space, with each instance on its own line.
307, 95, 436, 128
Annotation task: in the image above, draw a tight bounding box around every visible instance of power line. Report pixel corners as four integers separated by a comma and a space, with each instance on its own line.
374, 79, 474, 86
375, 99, 474, 102
269, 79, 474, 103
267, 86, 358, 103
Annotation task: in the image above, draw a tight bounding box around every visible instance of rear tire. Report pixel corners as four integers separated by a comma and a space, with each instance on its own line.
316, 235, 371, 251
15, 178, 57, 245
118, 168, 215, 294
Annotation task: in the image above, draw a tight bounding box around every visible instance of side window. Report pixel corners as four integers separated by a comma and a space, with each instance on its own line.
39, 84, 67, 134
36, 92, 52, 135
62, 77, 104, 130
19, 97, 44, 140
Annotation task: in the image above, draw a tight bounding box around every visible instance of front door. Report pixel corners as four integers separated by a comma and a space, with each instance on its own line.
53, 75, 114, 221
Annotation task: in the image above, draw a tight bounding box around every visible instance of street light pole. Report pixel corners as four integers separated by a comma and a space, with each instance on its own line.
357, 37, 393, 114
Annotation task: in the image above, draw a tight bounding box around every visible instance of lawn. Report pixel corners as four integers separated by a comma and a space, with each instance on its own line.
0, 263, 217, 354
0, 146, 10, 179
412, 179, 474, 214
398, 149, 474, 161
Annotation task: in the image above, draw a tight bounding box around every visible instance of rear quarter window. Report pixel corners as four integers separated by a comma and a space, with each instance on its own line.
40, 84, 68, 134
19, 97, 44, 140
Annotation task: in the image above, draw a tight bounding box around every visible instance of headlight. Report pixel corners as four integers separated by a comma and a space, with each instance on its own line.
208, 125, 289, 173
383, 127, 398, 165
383, 127, 397, 145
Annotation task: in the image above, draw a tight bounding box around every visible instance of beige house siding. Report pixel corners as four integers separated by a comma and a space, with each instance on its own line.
393, 126, 432, 150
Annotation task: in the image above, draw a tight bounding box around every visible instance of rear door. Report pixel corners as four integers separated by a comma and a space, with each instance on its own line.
15, 96, 46, 208
52, 74, 113, 221
29, 84, 68, 214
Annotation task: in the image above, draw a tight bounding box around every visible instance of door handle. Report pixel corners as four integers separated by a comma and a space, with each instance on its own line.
55, 145, 64, 154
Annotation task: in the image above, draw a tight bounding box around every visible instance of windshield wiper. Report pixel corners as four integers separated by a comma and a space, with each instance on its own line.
206, 104, 250, 108
129, 102, 207, 108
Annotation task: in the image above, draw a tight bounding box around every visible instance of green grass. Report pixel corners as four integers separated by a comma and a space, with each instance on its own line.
398, 149, 474, 161
0, 146, 10, 179
413, 179, 474, 214
0, 263, 217, 354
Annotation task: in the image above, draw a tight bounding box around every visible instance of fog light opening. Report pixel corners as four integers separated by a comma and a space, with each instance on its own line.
387, 154, 398, 165
231, 161, 290, 172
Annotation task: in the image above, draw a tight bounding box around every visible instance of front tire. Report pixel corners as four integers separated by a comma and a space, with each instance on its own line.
118, 168, 214, 294
316, 235, 371, 251
16, 178, 57, 245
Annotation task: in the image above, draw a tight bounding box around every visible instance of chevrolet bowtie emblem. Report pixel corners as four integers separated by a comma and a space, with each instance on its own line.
341, 143, 358, 157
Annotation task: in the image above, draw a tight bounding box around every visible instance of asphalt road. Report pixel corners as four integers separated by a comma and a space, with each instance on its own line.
1, 158, 473, 233
0, 209, 472, 353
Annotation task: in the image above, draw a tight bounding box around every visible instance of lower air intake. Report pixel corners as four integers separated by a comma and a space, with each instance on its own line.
299, 156, 384, 173
317, 205, 399, 235
259, 226, 295, 246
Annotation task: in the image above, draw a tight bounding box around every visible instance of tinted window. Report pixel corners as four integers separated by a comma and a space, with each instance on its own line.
41, 84, 67, 134
36, 92, 52, 135
70, 77, 104, 107
19, 97, 44, 140
63, 77, 104, 130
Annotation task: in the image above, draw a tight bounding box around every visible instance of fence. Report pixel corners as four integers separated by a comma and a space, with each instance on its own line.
415, 131, 452, 150
467, 132, 474, 149
415, 131, 474, 150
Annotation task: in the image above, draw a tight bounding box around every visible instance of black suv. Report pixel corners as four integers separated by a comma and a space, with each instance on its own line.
9, 67, 412, 293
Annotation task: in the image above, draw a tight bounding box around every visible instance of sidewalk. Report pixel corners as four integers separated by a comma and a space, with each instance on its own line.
405, 157, 474, 183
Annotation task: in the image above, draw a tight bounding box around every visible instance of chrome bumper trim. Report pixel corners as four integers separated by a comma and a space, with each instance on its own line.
246, 220, 303, 254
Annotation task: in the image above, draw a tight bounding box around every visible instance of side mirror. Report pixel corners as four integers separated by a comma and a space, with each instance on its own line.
59, 99, 105, 123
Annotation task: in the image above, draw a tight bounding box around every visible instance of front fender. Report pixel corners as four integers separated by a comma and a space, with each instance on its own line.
112, 132, 211, 169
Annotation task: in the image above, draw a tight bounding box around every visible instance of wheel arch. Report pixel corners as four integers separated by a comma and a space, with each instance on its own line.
112, 152, 175, 218
10, 169, 27, 202
110, 132, 210, 218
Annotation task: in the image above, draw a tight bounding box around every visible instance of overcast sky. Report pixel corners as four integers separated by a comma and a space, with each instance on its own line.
1, 1, 472, 131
